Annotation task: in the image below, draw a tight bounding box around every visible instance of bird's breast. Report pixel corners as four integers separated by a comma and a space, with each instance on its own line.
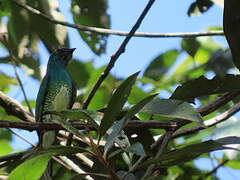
52, 85, 70, 111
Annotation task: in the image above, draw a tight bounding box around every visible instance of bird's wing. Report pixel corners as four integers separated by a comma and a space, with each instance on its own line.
69, 81, 76, 108
35, 75, 50, 122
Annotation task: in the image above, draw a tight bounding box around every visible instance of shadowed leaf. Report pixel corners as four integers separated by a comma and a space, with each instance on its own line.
99, 72, 139, 137
141, 99, 203, 124
171, 74, 240, 101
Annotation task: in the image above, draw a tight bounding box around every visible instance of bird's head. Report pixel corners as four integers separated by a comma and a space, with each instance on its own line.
48, 48, 76, 67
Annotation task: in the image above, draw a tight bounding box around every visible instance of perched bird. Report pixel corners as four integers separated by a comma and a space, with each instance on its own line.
35, 48, 76, 148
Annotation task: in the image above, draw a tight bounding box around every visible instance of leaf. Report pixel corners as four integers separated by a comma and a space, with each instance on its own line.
171, 74, 240, 101
0, 0, 10, 17
143, 49, 180, 81
205, 49, 234, 76
187, 0, 213, 16
67, 60, 94, 89
85, 66, 116, 110
223, 0, 240, 70
35, 145, 91, 156
181, 38, 200, 57
99, 72, 139, 137
0, 140, 12, 156
128, 85, 149, 105
139, 136, 240, 168
0, 72, 17, 92
91, 158, 109, 180
8, 154, 51, 180
140, 99, 203, 123
71, 0, 110, 55
214, 117, 240, 160
116, 171, 137, 180
51, 109, 99, 129
124, 142, 146, 156
28, 0, 68, 52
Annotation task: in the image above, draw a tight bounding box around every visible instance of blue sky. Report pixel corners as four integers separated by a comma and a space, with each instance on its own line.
2, 0, 240, 179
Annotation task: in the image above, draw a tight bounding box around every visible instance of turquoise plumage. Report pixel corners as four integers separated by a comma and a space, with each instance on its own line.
35, 48, 76, 147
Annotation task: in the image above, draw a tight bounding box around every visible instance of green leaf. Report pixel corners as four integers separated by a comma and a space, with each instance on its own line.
138, 136, 240, 168
171, 74, 240, 101
128, 85, 149, 105
67, 60, 94, 89
28, 0, 68, 52
125, 93, 158, 123
141, 99, 203, 123
116, 171, 137, 180
8, 154, 51, 180
143, 49, 180, 81
51, 109, 99, 129
0, 72, 17, 92
224, 0, 240, 70
0, 0, 10, 17
85, 66, 115, 110
35, 145, 91, 156
71, 0, 110, 55
124, 142, 146, 156
0, 140, 12, 156
181, 38, 200, 57
205, 49, 234, 76
99, 72, 139, 137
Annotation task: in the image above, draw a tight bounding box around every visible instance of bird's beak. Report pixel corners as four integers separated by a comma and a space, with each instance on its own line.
67, 48, 76, 54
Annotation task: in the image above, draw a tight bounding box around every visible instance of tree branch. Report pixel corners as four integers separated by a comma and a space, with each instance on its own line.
11, 0, 223, 39
173, 95, 240, 138
197, 92, 240, 116
205, 159, 229, 177
10, 58, 33, 115
0, 91, 34, 122
82, 0, 156, 109
0, 119, 177, 131
142, 130, 175, 179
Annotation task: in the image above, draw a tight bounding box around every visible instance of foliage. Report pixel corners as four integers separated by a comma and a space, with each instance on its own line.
0, 0, 240, 180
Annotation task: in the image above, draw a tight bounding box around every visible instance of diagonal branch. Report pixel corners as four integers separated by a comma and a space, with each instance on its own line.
11, 0, 223, 38
173, 100, 240, 138
10, 58, 33, 115
82, 0, 156, 109
141, 130, 175, 179
0, 91, 34, 122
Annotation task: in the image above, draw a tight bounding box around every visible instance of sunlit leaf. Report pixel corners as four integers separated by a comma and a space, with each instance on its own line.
8, 154, 51, 180
0, 140, 13, 156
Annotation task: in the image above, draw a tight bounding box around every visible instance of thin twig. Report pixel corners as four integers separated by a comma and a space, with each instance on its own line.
141, 130, 175, 180
83, 0, 156, 109
5, 129, 80, 172
8, 128, 36, 147
10, 0, 223, 38
205, 159, 228, 177
10, 59, 33, 115
173, 100, 240, 138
